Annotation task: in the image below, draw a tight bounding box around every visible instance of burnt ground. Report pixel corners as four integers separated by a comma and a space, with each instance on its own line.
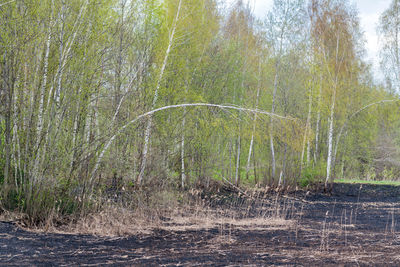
2, 183, 400, 266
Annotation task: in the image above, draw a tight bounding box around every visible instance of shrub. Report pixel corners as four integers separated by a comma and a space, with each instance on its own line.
300, 163, 325, 187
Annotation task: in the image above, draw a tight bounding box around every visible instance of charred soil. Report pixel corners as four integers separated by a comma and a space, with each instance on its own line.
2, 183, 400, 266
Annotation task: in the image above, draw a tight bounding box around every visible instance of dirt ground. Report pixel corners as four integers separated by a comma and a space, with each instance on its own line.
2, 183, 400, 266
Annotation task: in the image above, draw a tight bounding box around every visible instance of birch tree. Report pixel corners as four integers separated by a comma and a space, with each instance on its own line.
379, 0, 400, 92
138, 0, 182, 185
265, 0, 305, 181
310, 0, 361, 187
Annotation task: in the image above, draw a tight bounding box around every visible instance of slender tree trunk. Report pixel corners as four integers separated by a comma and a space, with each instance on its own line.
33, 18, 53, 184
314, 73, 322, 163
138, 0, 182, 185
306, 132, 311, 164
55, 0, 88, 105
12, 83, 22, 191
325, 84, 336, 188
246, 61, 261, 179
48, 0, 64, 109
270, 62, 279, 181
300, 85, 313, 174
229, 138, 233, 182
24, 54, 41, 185
4, 93, 11, 185
235, 134, 241, 186
306, 87, 312, 165
2, 53, 12, 185
325, 36, 341, 189
44, 1, 88, 179
180, 45, 206, 188
181, 81, 187, 188
279, 143, 287, 187
181, 113, 186, 188
69, 89, 81, 175
332, 129, 345, 177
252, 145, 257, 184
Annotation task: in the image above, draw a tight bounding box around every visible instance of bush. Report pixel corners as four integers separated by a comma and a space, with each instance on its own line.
299, 163, 325, 187
382, 167, 395, 180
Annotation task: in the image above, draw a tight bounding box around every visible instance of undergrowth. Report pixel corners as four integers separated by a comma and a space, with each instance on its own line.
0, 174, 299, 236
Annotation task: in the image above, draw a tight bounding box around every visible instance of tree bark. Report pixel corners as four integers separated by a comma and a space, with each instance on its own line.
325, 84, 336, 188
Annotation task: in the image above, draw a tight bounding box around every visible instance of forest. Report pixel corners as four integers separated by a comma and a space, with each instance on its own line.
4, 0, 400, 264
2, 0, 400, 247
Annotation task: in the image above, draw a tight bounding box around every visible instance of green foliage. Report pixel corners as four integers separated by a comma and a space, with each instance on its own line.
336, 179, 400, 186
382, 167, 395, 180
365, 166, 376, 181
1, 0, 399, 228
300, 163, 326, 187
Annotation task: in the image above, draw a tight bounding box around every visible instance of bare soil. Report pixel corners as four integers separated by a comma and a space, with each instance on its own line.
2, 183, 400, 266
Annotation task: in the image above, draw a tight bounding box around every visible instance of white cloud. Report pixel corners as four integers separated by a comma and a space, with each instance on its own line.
252, 0, 273, 19
355, 0, 391, 80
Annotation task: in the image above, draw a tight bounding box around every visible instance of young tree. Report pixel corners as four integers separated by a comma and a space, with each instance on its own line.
138, 0, 182, 185
310, 0, 363, 187
379, 0, 400, 92
264, 0, 305, 182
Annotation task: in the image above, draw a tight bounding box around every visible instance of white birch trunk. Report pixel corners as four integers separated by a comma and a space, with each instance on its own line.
181, 80, 188, 188
306, 87, 312, 165
325, 36, 340, 188
69, 89, 81, 175
137, 0, 182, 185
55, 0, 88, 105
229, 138, 233, 182
12, 85, 22, 190
181, 113, 186, 188
306, 138, 311, 165
52, 0, 65, 107
180, 45, 206, 188
301, 85, 313, 171
33, 14, 53, 183
314, 74, 322, 163
246, 61, 261, 178
1, 52, 11, 185
235, 135, 241, 186
270, 65, 279, 180
24, 54, 41, 180
325, 85, 336, 188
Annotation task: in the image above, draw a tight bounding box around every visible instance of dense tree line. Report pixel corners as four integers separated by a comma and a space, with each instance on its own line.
1, 0, 400, 223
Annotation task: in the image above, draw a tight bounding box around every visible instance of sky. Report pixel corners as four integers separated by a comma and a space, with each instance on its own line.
228, 0, 393, 81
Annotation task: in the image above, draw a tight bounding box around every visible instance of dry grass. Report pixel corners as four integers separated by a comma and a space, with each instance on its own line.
161, 208, 294, 232
63, 205, 160, 236
18, 205, 162, 237
159, 188, 296, 233
0, 210, 26, 223
1, 186, 296, 237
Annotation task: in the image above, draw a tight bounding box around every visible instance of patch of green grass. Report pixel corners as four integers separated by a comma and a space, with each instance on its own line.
335, 178, 400, 186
